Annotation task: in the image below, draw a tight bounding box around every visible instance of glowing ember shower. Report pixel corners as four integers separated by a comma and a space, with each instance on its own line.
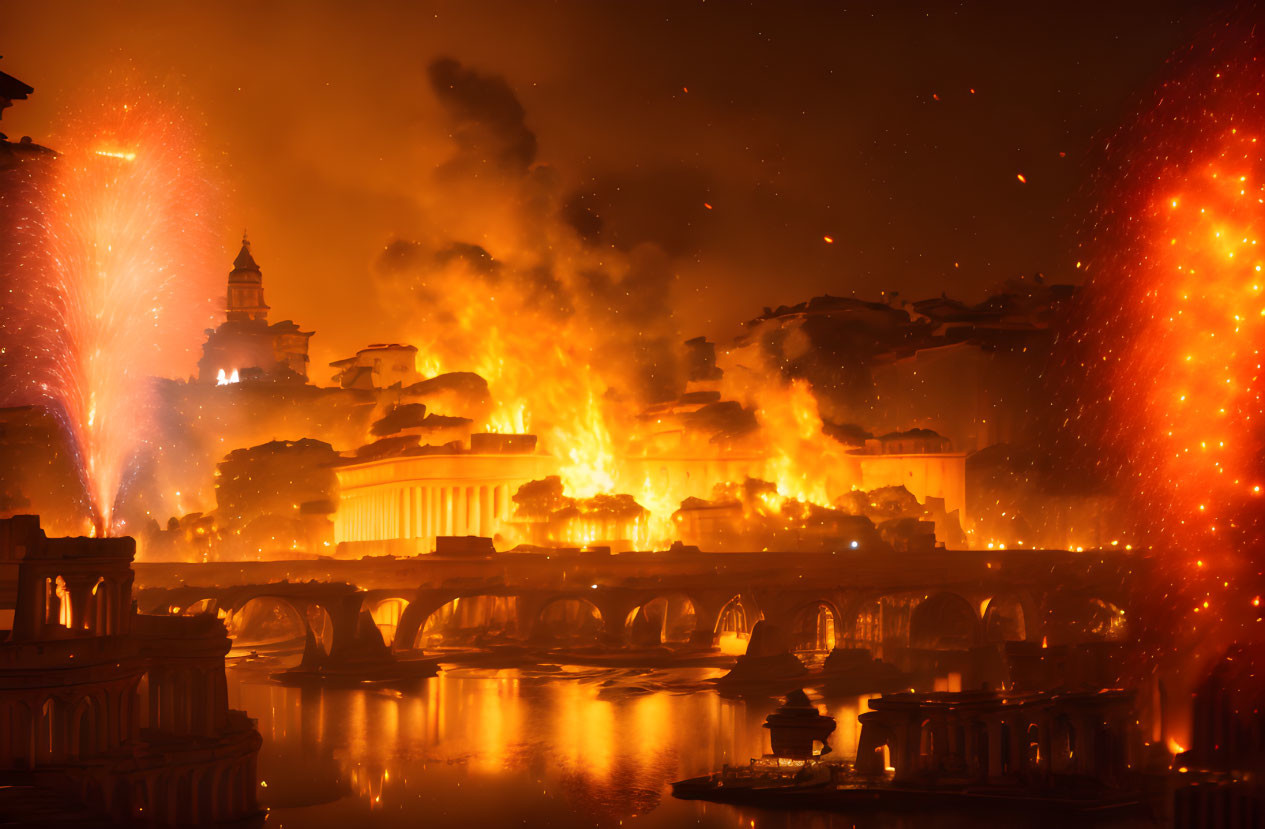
1075, 20, 1265, 660
0, 96, 217, 535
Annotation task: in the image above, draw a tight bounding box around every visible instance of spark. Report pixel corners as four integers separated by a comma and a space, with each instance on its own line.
0, 92, 217, 534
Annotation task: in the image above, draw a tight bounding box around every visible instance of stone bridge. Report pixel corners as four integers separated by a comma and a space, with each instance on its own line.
132, 549, 1143, 656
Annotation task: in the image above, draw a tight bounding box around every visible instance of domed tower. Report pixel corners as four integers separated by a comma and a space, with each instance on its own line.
226, 232, 269, 321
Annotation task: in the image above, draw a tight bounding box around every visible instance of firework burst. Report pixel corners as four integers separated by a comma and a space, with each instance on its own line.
1070, 16, 1265, 698
0, 92, 218, 535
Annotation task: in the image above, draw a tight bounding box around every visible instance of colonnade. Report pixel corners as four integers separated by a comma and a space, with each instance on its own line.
141, 664, 228, 738
337, 481, 516, 546
127, 755, 257, 825
855, 690, 1136, 786
0, 679, 138, 767
25, 574, 130, 638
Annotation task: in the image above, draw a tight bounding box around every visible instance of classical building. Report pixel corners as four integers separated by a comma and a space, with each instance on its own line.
855, 688, 1139, 787
333, 435, 556, 556
197, 236, 313, 384
330, 343, 421, 390
0, 515, 261, 824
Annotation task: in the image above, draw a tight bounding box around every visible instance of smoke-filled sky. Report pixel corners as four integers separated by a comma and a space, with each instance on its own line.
1, 0, 1209, 372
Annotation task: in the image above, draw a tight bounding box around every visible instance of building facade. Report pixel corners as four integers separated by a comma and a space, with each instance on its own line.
0, 515, 261, 824
197, 236, 314, 384
334, 445, 557, 556
330, 343, 421, 390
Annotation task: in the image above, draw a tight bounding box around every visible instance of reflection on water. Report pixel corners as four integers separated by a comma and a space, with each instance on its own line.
226, 666, 1151, 829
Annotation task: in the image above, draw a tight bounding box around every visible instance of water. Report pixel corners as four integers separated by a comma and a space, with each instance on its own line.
225, 665, 1156, 829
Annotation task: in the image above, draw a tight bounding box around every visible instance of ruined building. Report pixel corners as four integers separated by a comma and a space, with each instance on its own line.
0, 516, 261, 823
197, 235, 313, 384
330, 343, 421, 390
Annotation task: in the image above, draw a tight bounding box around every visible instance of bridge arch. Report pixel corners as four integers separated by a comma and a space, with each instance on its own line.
713, 594, 751, 634
624, 594, 697, 646
412, 595, 518, 650
711, 594, 753, 655
909, 592, 980, 650
982, 594, 1032, 643
1044, 593, 1129, 645
70, 694, 102, 759
531, 596, 603, 645
789, 599, 842, 654
226, 596, 332, 655
177, 597, 220, 618
367, 597, 410, 647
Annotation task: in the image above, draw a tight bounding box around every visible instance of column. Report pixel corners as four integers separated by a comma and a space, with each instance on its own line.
444, 487, 454, 536
1037, 714, 1052, 776
1007, 717, 1025, 778
410, 487, 420, 539
987, 718, 1005, 779
425, 487, 434, 542
457, 487, 468, 535
480, 486, 494, 536
160, 673, 174, 732
69, 580, 90, 630
963, 718, 980, 779
147, 670, 160, 731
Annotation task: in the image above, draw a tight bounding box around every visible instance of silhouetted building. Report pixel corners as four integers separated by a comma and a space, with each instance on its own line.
856, 688, 1138, 788
0, 515, 261, 824
1173, 645, 1265, 828
197, 235, 313, 384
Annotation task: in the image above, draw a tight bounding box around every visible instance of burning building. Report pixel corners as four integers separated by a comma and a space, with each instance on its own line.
330, 343, 421, 390
197, 236, 313, 385
333, 432, 553, 556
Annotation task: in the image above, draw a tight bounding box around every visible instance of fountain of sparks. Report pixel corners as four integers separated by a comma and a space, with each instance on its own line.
1071, 19, 1265, 691
0, 96, 217, 535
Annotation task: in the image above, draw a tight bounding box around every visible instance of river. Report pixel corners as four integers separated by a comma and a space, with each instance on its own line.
225, 662, 1156, 829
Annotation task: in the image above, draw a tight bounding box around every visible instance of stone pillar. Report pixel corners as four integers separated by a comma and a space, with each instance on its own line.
1077, 714, 1097, 776
410, 487, 420, 539
963, 718, 980, 779
439, 488, 449, 536
160, 672, 174, 732
246, 754, 259, 809
986, 717, 1005, 779
1007, 716, 1025, 779
65, 581, 86, 630
892, 716, 920, 783
481, 486, 494, 536
424, 487, 434, 543
1037, 713, 1053, 777
398, 488, 408, 539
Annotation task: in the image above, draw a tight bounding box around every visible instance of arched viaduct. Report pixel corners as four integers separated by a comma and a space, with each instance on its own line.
133, 549, 1143, 657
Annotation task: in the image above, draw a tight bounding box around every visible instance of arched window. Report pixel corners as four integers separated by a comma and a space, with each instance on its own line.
38, 698, 59, 762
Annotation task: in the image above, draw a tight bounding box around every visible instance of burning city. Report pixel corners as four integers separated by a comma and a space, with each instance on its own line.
0, 3, 1262, 828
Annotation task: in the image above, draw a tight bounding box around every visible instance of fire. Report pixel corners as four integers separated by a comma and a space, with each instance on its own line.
0, 94, 217, 534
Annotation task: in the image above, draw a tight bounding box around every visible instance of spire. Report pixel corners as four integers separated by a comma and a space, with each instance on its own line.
232, 230, 259, 272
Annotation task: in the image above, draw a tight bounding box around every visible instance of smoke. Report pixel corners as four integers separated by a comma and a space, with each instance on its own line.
377, 57, 684, 419
427, 57, 538, 176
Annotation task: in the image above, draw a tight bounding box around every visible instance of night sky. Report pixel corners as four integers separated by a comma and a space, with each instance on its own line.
1, 0, 1210, 368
